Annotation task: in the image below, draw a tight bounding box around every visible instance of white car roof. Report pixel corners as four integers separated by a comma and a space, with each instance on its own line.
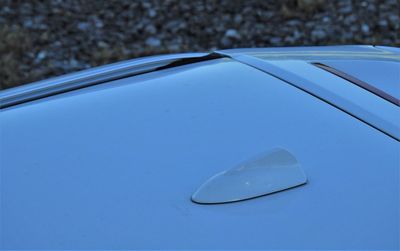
1, 46, 399, 249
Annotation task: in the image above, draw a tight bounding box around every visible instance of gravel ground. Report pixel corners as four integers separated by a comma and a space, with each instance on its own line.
0, 0, 399, 90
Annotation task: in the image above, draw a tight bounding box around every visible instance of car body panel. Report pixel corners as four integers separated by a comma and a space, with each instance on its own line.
216, 53, 400, 140
1, 58, 399, 249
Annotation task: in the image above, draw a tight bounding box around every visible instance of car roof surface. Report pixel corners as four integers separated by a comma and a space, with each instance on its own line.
1, 56, 399, 249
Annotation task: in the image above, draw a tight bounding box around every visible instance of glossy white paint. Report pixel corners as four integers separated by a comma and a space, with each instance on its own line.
217, 52, 400, 140
1, 58, 398, 249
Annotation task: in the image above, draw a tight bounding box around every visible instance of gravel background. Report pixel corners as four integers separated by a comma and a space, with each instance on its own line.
1, 0, 399, 90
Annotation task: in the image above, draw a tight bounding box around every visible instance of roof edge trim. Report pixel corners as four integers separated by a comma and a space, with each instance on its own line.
0, 52, 223, 109
217, 51, 399, 141
312, 62, 399, 106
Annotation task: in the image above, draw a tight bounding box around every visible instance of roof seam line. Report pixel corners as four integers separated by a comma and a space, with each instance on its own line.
312, 62, 399, 106
0, 52, 226, 109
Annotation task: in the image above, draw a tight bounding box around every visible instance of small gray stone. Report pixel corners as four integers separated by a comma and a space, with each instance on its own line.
167, 44, 180, 51
93, 17, 104, 28
378, 19, 388, 27
220, 37, 232, 47
338, 5, 352, 14
287, 19, 301, 26
311, 29, 327, 40
77, 22, 90, 31
35, 51, 47, 63
145, 37, 161, 47
297, 0, 324, 12
234, 14, 243, 24
69, 58, 80, 68
322, 16, 331, 23
97, 41, 109, 48
361, 24, 370, 33
23, 19, 33, 28
145, 24, 157, 34
292, 30, 302, 40
148, 9, 157, 18
224, 29, 241, 39
270, 37, 282, 44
